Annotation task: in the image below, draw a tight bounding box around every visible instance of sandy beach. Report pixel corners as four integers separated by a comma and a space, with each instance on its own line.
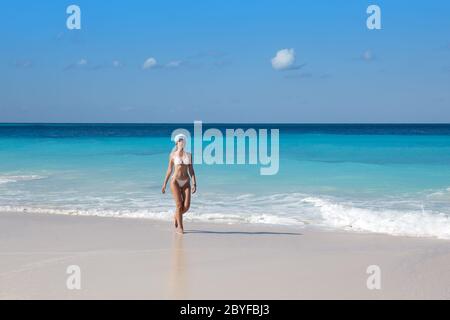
0, 212, 449, 300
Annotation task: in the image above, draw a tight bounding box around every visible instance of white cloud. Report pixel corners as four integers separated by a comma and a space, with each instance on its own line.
64, 58, 88, 70
143, 57, 157, 69
361, 50, 374, 62
166, 60, 182, 68
77, 58, 88, 66
271, 48, 295, 70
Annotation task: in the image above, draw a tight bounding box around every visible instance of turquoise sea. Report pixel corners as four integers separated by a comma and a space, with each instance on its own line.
0, 124, 449, 239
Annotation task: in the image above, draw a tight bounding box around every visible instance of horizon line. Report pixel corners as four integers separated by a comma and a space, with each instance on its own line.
1, 122, 450, 125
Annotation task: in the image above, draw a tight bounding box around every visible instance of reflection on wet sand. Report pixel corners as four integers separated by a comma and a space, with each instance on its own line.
167, 233, 187, 299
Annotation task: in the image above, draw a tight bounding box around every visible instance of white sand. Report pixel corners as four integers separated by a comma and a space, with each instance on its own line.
0, 212, 449, 300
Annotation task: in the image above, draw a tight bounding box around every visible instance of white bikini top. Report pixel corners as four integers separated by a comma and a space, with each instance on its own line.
172, 152, 191, 165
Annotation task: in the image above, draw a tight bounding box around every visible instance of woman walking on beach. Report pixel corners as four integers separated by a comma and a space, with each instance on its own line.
162, 134, 197, 234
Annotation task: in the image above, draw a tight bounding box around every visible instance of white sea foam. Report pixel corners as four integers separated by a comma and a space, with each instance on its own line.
0, 205, 305, 226
425, 187, 450, 200
0, 191, 448, 239
301, 197, 450, 240
0, 175, 46, 185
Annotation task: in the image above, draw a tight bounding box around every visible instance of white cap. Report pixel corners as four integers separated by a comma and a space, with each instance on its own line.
174, 134, 187, 143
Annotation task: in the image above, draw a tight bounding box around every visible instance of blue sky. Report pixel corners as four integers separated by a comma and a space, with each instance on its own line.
0, 0, 449, 122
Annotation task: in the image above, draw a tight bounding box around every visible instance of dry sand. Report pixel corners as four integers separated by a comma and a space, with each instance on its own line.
0, 212, 449, 299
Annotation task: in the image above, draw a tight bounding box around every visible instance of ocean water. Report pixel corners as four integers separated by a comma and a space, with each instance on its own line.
0, 123, 449, 239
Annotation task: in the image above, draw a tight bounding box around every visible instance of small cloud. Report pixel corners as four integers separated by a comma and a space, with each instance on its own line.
271, 48, 296, 70
64, 58, 125, 71
166, 60, 182, 68
112, 60, 124, 68
90, 60, 125, 70
360, 50, 376, 62
64, 58, 89, 71
143, 57, 157, 70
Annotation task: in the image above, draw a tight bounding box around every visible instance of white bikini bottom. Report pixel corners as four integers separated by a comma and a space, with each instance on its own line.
174, 178, 189, 188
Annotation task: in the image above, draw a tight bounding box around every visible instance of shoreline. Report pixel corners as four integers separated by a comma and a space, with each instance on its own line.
2, 207, 448, 241
0, 211, 449, 299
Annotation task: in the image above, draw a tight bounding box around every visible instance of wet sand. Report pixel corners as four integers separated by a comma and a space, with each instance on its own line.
0, 212, 449, 299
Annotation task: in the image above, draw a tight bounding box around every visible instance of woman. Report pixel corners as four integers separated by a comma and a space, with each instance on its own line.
162, 134, 197, 234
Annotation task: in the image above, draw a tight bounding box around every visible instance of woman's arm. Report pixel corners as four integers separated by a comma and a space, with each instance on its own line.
162, 154, 174, 194
188, 153, 197, 194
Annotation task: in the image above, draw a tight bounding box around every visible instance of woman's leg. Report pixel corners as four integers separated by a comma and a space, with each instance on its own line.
181, 185, 191, 214
170, 180, 184, 233
175, 191, 185, 228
